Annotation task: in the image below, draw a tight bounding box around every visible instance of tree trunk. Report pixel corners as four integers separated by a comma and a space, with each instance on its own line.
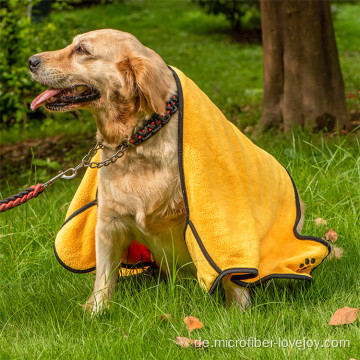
259, 0, 349, 132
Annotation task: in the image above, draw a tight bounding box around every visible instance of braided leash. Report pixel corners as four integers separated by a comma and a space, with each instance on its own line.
0, 93, 179, 213
0, 184, 45, 212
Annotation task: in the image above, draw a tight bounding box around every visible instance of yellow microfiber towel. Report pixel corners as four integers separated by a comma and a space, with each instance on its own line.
173, 67, 330, 292
54, 151, 99, 273
54, 66, 331, 291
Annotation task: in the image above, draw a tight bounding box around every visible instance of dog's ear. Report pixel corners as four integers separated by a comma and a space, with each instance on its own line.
117, 56, 168, 115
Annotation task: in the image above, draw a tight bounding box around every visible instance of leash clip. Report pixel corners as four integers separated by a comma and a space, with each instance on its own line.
42, 168, 78, 188
61, 168, 78, 180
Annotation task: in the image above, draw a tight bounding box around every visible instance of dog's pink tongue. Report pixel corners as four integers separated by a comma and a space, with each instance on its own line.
30, 89, 61, 111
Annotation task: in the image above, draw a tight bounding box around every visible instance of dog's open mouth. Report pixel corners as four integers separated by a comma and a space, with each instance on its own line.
30, 84, 100, 111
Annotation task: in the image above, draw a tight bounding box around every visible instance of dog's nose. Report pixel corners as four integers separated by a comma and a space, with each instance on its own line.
28, 55, 41, 72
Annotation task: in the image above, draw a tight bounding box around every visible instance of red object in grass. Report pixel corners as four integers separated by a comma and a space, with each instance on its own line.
122, 241, 152, 264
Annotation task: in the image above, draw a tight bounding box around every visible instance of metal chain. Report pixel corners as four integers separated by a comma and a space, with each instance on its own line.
41, 93, 178, 189
87, 142, 128, 168
42, 141, 129, 188
0, 141, 130, 212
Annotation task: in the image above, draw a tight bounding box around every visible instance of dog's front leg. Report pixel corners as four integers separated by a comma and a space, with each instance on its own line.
86, 217, 131, 315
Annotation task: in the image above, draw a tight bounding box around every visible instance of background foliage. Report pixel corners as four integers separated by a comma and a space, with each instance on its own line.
0, 0, 76, 129
195, 0, 261, 31
195, 0, 359, 31
1, 0, 358, 133
0, 0, 120, 130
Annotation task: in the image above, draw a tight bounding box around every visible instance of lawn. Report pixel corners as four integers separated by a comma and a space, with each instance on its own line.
0, 1, 359, 359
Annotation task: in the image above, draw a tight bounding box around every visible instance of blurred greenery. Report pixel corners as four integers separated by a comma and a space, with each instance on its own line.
0, 0, 79, 129
194, 0, 359, 32
0, 0, 121, 130
194, 0, 261, 31
0, 0, 359, 141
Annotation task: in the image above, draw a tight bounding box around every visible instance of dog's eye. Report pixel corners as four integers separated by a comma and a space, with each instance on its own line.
75, 45, 88, 54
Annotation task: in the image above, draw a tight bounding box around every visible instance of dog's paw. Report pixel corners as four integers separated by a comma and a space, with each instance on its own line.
223, 280, 251, 313
91, 299, 110, 316
225, 288, 251, 313
222, 275, 251, 313
82, 293, 109, 316
81, 294, 95, 313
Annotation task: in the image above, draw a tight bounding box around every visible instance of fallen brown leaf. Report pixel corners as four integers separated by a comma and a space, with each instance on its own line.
328, 307, 359, 326
184, 316, 203, 332
314, 217, 328, 227
175, 337, 205, 348
175, 337, 194, 348
324, 228, 338, 243
328, 245, 344, 260
159, 313, 173, 322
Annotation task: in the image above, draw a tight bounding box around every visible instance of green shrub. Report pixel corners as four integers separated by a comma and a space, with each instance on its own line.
0, 0, 77, 129
194, 0, 357, 32
1, 0, 37, 128
194, 0, 261, 31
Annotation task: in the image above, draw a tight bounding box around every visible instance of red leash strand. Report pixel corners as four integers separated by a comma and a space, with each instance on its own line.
0, 184, 45, 212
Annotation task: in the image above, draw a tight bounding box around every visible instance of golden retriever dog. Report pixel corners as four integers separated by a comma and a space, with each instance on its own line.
29, 29, 308, 314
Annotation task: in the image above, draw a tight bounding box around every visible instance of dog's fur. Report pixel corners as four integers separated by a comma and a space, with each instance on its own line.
30, 29, 310, 314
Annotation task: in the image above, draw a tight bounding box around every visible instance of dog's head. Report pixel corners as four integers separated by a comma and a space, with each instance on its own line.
29, 29, 173, 122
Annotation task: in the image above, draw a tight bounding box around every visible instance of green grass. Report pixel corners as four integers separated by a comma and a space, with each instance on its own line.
1, 1, 360, 359
1, 135, 359, 359
334, 2, 360, 114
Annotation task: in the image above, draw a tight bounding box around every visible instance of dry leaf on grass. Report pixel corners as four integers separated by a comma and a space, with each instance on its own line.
175, 337, 205, 348
328, 307, 359, 325
328, 245, 344, 260
324, 228, 338, 243
184, 316, 203, 332
175, 336, 194, 348
159, 313, 173, 322
315, 218, 328, 227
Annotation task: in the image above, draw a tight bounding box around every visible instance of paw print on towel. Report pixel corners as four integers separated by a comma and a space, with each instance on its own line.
296, 257, 316, 272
